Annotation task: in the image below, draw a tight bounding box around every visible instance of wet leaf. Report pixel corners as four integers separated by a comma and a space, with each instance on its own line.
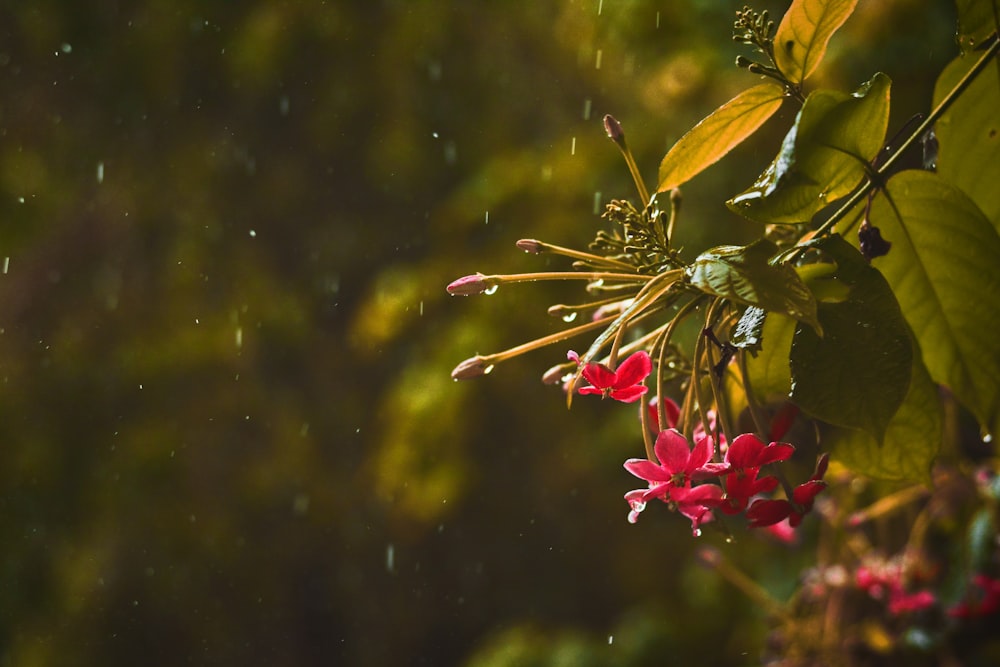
832, 336, 939, 483
954, 0, 1000, 54
732, 306, 767, 352
789, 235, 912, 442
933, 53, 1000, 227
656, 82, 785, 193
774, 0, 860, 84
727, 73, 890, 223
868, 170, 1000, 439
687, 239, 820, 331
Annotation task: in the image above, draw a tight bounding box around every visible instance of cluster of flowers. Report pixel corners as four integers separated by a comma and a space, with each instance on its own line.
855, 556, 1000, 620
569, 348, 828, 536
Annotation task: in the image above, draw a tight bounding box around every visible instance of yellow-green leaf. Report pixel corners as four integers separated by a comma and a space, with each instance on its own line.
869, 171, 1000, 439
774, 0, 859, 85
955, 0, 1000, 54
656, 82, 785, 193
933, 53, 1000, 227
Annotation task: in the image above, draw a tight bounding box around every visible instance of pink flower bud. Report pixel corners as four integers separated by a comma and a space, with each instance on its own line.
446, 273, 495, 296
516, 239, 544, 254
603, 114, 626, 148
451, 355, 492, 380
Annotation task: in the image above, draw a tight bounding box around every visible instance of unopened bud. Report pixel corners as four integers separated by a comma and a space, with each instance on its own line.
541, 363, 570, 385
516, 239, 544, 254
446, 272, 496, 296
603, 114, 626, 148
735, 55, 753, 68
451, 355, 493, 380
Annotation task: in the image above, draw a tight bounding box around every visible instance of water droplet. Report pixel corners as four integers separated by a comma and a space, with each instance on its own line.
607, 635, 614, 645
570, 136, 576, 156
582, 98, 592, 121
483, 284, 499, 295
693, 528, 702, 537
561, 311, 578, 323
482, 364, 495, 375
595, 49, 603, 70
96, 161, 104, 184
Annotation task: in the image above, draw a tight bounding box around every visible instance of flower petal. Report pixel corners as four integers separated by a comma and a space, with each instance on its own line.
612, 350, 652, 388
758, 442, 795, 465
726, 433, 765, 468
747, 498, 792, 527
654, 429, 691, 474
610, 385, 649, 403
581, 362, 616, 389
624, 459, 672, 483
687, 435, 715, 472
792, 479, 826, 505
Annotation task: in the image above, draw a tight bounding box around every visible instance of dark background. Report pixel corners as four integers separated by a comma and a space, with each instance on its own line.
0, 1, 955, 664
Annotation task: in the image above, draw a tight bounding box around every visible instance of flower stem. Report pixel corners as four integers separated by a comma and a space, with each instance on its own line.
482, 314, 618, 365
518, 239, 637, 271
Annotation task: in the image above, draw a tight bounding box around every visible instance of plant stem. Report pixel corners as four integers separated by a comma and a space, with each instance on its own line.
813, 33, 999, 241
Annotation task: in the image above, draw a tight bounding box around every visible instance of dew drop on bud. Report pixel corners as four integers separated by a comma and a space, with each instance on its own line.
561, 312, 578, 323
483, 285, 499, 295
482, 364, 495, 375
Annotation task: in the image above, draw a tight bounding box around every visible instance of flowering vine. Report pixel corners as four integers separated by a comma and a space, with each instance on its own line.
444, 0, 1000, 663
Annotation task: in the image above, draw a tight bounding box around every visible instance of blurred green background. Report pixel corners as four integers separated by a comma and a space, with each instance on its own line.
0, 1, 956, 664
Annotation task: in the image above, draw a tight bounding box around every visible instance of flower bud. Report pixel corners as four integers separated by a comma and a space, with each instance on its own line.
516, 239, 544, 254
603, 114, 626, 148
446, 272, 496, 296
451, 355, 493, 380
541, 363, 570, 385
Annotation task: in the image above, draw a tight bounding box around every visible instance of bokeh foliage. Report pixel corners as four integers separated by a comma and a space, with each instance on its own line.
0, 1, 957, 664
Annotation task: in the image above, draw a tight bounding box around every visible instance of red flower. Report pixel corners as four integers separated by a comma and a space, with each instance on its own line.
569, 349, 651, 403
746, 453, 829, 528
718, 433, 794, 514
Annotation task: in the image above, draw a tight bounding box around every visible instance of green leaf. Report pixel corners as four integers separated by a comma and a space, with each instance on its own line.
832, 337, 940, 483
656, 83, 785, 193
868, 170, 1000, 439
728, 73, 891, 224
687, 239, 820, 330
744, 311, 795, 402
789, 235, 912, 442
954, 0, 1000, 53
773, 0, 860, 84
933, 54, 1000, 227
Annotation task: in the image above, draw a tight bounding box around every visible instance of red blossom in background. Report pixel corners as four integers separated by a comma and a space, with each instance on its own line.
948, 574, 1000, 618
569, 349, 652, 403
856, 559, 937, 616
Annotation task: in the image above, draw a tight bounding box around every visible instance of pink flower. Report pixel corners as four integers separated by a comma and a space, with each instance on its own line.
856, 559, 936, 616
623, 429, 727, 532
569, 349, 652, 403
746, 453, 829, 528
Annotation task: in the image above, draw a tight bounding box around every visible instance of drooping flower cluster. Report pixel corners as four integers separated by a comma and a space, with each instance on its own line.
623, 425, 826, 536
